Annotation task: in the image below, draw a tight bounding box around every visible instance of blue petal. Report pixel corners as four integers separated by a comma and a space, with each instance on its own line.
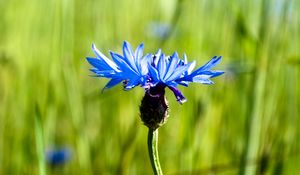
135, 43, 144, 60
200, 70, 225, 77
89, 69, 116, 77
110, 52, 139, 77
92, 44, 119, 71
123, 41, 139, 72
102, 78, 123, 92
124, 77, 141, 90
192, 56, 222, 75
140, 54, 152, 75
135, 43, 144, 72
148, 64, 160, 85
157, 53, 167, 80
166, 61, 195, 82
186, 60, 196, 74
192, 74, 214, 84
183, 53, 188, 64
210, 70, 225, 77
153, 49, 162, 67
163, 52, 179, 80
86, 57, 112, 71
177, 81, 189, 87
168, 86, 187, 104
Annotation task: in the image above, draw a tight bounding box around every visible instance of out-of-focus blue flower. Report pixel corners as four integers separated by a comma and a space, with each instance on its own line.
87, 41, 224, 104
147, 22, 171, 40
46, 148, 71, 166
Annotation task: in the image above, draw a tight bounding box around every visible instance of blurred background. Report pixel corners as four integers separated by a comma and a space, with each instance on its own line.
0, 0, 299, 174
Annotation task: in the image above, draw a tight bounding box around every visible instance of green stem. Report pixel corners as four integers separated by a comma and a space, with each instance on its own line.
147, 128, 163, 175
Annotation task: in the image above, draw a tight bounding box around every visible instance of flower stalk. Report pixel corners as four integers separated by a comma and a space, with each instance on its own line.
148, 128, 163, 175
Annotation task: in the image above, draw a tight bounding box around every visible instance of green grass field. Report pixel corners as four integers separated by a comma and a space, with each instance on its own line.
0, 0, 299, 174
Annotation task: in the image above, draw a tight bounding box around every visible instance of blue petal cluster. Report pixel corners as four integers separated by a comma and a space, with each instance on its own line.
87, 41, 224, 104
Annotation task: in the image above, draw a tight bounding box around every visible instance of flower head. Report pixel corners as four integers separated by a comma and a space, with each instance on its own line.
46, 148, 71, 166
147, 22, 171, 40
87, 41, 224, 104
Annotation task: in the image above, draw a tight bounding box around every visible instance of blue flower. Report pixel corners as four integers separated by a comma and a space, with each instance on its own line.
46, 148, 71, 166
87, 41, 224, 104
147, 22, 171, 40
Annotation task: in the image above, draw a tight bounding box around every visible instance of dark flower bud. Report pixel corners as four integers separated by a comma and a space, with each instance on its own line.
140, 84, 169, 130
